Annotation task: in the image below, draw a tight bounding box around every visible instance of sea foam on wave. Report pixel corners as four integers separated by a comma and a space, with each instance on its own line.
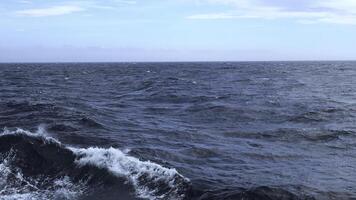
0, 149, 83, 200
71, 147, 189, 199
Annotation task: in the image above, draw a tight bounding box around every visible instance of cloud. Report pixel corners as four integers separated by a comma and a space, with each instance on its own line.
82, 0, 137, 10
14, 0, 137, 17
16, 5, 84, 17
113, 0, 137, 5
18, 0, 32, 4
187, 0, 356, 25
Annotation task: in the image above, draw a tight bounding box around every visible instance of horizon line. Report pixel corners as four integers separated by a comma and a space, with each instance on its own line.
1, 59, 356, 64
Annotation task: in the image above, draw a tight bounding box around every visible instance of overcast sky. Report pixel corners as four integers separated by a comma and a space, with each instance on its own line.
1, 0, 356, 62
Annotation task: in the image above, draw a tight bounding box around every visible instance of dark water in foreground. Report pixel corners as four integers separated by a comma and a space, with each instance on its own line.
1, 62, 356, 200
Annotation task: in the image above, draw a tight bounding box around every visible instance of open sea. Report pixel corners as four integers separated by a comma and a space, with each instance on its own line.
1, 61, 356, 200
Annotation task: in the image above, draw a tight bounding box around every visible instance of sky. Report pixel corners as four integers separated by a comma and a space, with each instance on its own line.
0, 0, 356, 62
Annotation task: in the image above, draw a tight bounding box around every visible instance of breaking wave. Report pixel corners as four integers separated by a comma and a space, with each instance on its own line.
0, 128, 190, 200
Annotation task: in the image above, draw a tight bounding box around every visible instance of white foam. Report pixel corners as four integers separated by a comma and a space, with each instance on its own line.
0, 129, 83, 200
0, 177, 83, 200
0, 157, 84, 200
71, 147, 189, 200
1, 126, 61, 144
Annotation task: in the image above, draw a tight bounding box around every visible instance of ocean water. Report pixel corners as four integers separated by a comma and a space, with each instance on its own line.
0, 62, 356, 200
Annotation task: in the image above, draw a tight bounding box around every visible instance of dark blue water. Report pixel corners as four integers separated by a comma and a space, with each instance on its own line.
1, 62, 356, 200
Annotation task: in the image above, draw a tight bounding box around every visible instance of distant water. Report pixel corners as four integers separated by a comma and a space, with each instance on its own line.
1, 62, 356, 200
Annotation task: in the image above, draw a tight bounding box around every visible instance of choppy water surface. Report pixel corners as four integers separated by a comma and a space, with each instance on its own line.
1, 62, 356, 200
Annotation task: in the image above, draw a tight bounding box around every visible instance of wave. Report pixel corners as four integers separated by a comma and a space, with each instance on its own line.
288, 107, 351, 123
0, 127, 314, 200
223, 128, 354, 143
0, 101, 104, 131
0, 128, 190, 200
71, 147, 190, 199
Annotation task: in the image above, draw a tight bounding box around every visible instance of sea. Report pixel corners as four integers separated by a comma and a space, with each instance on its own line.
0, 61, 356, 200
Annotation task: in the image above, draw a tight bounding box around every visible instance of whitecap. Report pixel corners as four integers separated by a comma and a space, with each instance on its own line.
71, 147, 189, 200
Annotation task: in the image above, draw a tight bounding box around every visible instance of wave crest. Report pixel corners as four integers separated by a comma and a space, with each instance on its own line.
72, 147, 189, 199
